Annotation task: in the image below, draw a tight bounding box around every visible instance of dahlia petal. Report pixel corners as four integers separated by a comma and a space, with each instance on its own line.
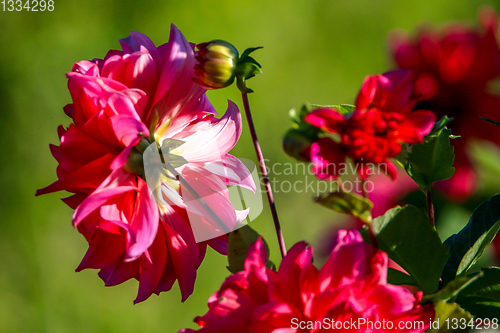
154, 251, 177, 295
51, 123, 117, 168
385, 160, 398, 180
203, 155, 256, 192
310, 138, 346, 180
66, 73, 129, 126
173, 101, 242, 163
119, 31, 162, 68
76, 228, 126, 271
163, 221, 197, 301
120, 31, 155, 53
135, 225, 167, 303
179, 165, 239, 241
396, 110, 436, 143
72, 169, 136, 226
304, 108, 345, 133
109, 115, 149, 170
72, 60, 101, 76
162, 205, 200, 264
36, 153, 115, 195
61, 192, 87, 210
277, 241, 312, 309
102, 50, 157, 111
98, 256, 139, 287
355, 74, 390, 109
152, 24, 204, 121
382, 69, 418, 113
125, 178, 160, 261
105, 89, 146, 120
206, 234, 229, 255
319, 229, 371, 291
244, 238, 268, 273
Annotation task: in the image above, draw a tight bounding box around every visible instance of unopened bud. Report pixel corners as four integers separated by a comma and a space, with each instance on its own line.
195, 40, 239, 89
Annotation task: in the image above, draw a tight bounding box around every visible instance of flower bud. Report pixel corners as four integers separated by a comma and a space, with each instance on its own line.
195, 40, 239, 89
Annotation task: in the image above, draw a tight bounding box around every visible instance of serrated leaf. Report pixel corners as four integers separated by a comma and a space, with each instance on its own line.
480, 116, 500, 127
422, 274, 482, 304
431, 116, 454, 135
428, 301, 474, 333
227, 225, 272, 274
441, 194, 500, 285
366, 205, 449, 294
314, 191, 373, 223
387, 267, 418, 287
455, 267, 500, 318
407, 127, 455, 192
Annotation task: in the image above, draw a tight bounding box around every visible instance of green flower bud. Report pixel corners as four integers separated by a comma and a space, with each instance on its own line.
195, 40, 239, 89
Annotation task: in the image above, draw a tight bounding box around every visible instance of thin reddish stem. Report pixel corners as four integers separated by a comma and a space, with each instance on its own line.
426, 189, 435, 227
368, 222, 379, 251
241, 92, 287, 258
361, 178, 368, 199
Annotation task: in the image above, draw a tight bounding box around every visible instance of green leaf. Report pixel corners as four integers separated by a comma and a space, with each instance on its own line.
366, 205, 449, 294
227, 225, 272, 274
314, 191, 373, 223
308, 103, 355, 115
441, 194, 500, 285
428, 301, 474, 333
431, 115, 454, 135
283, 128, 317, 162
406, 127, 455, 192
456, 267, 500, 318
480, 116, 500, 127
422, 274, 482, 304
387, 267, 418, 287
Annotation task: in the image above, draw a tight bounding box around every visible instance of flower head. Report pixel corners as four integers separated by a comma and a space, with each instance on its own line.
180, 230, 435, 332
389, 7, 500, 200
195, 40, 239, 89
37, 26, 255, 303
305, 70, 435, 180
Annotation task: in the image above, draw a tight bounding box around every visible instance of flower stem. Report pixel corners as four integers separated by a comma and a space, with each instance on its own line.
361, 178, 368, 199
335, 178, 344, 192
367, 221, 379, 251
241, 92, 287, 258
426, 189, 435, 227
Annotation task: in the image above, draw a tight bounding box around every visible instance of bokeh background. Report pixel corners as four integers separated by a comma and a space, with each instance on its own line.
2, 0, 500, 332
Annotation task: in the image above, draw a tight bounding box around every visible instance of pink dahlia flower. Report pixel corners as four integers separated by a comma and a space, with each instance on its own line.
36, 25, 254, 303
390, 7, 500, 201
305, 70, 435, 180
181, 230, 435, 333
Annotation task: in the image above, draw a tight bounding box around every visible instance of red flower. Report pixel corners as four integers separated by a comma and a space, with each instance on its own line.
36, 26, 254, 303
390, 7, 500, 201
180, 230, 435, 333
305, 70, 435, 180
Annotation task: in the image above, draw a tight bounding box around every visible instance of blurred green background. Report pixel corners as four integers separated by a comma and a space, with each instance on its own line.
2, 0, 500, 332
